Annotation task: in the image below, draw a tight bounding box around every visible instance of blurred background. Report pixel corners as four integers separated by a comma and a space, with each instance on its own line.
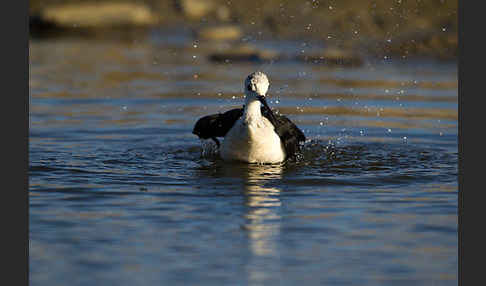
30, 0, 457, 60
29, 1, 458, 286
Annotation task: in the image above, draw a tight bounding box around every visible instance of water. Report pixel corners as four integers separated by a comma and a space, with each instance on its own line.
29, 34, 457, 285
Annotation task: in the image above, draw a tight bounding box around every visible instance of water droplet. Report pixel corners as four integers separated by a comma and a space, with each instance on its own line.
387, 128, 392, 133
319, 122, 324, 126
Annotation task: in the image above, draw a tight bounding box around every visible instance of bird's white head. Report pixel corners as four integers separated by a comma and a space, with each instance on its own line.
242, 71, 277, 123
244, 71, 269, 100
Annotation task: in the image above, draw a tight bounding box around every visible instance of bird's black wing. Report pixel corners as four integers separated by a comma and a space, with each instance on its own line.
192, 108, 244, 140
193, 105, 305, 159
262, 107, 306, 159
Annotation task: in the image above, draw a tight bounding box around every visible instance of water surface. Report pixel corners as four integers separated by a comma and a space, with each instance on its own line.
29, 34, 457, 285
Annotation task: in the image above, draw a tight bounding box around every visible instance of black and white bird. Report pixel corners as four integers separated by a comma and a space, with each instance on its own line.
192, 71, 305, 164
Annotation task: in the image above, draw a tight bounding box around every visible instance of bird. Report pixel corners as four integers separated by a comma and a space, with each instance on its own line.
192, 71, 306, 164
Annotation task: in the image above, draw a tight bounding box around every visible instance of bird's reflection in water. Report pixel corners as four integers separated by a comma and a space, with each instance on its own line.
242, 163, 283, 284
194, 161, 284, 283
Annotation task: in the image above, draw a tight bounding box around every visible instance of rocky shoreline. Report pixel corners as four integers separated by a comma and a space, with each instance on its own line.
30, 0, 457, 61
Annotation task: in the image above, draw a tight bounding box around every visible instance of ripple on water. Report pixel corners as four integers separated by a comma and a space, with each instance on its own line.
29, 39, 457, 285
184, 138, 457, 190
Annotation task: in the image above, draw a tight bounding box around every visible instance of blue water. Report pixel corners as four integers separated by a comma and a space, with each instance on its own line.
29, 36, 457, 285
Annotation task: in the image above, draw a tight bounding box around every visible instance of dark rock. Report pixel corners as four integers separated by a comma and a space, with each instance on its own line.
208, 44, 280, 63
296, 48, 364, 67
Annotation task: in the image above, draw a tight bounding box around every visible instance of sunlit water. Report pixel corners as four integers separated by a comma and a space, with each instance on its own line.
29, 33, 457, 285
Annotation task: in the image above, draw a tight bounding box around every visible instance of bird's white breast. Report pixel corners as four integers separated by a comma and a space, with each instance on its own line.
220, 117, 285, 164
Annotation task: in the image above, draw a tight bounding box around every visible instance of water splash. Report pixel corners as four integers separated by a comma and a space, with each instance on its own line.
200, 139, 220, 158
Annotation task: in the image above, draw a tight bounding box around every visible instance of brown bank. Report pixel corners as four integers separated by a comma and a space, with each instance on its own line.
30, 0, 457, 61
